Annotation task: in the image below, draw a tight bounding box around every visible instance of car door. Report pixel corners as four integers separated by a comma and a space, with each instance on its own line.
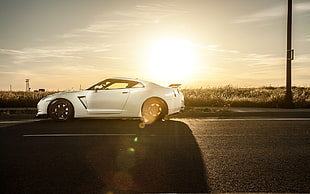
86, 82, 130, 114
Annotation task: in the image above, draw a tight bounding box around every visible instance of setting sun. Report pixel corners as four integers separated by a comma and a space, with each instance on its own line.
146, 39, 197, 84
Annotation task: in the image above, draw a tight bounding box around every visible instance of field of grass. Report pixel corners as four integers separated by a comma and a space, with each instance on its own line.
183, 86, 310, 108
0, 87, 310, 108
0, 91, 56, 108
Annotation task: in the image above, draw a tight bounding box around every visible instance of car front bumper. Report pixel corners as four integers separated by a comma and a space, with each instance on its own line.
35, 113, 48, 119
36, 98, 51, 118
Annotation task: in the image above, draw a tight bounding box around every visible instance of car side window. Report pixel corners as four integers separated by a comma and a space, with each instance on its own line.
105, 82, 129, 90
92, 81, 110, 90
131, 82, 144, 88
88, 80, 145, 90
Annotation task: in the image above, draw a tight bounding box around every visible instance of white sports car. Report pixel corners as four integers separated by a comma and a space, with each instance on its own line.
36, 78, 185, 125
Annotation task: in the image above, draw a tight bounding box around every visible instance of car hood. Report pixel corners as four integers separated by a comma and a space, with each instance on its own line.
42, 90, 87, 100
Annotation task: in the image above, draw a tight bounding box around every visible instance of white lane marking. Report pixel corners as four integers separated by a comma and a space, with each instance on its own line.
23, 133, 136, 137
0, 119, 41, 124
194, 134, 302, 137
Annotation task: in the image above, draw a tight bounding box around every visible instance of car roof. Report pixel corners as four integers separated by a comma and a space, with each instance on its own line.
109, 77, 143, 82
108, 77, 149, 85
109, 77, 165, 88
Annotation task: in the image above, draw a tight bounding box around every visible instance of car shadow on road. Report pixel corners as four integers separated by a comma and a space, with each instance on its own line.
0, 119, 210, 193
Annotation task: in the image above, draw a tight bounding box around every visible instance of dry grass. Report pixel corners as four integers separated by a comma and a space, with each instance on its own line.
0, 91, 56, 108
182, 86, 310, 108
1, 87, 310, 108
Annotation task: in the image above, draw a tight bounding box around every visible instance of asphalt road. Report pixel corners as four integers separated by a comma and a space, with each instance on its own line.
0, 117, 309, 193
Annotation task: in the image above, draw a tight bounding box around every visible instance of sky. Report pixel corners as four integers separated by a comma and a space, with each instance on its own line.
0, 0, 310, 91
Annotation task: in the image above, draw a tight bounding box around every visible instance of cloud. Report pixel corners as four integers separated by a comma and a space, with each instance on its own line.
0, 49, 23, 55
60, 3, 187, 39
204, 45, 240, 54
233, 5, 285, 24
194, 44, 285, 81
227, 52, 284, 67
234, 1, 310, 24
0, 2, 188, 65
0, 45, 112, 64
198, 44, 240, 54
295, 2, 310, 12
195, 44, 283, 70
295, 53, 310, 64
304, 35, 310, 42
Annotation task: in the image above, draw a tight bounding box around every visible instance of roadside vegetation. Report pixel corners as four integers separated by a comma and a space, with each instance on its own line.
0, 86, 310, 108
183, 86, 310, 108
0, 91, 56, 108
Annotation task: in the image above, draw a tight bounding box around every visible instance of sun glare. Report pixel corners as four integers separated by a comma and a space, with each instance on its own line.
146, 39, 197, 84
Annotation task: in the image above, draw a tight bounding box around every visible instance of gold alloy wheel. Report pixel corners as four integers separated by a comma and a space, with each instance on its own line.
141, 98, 167, 125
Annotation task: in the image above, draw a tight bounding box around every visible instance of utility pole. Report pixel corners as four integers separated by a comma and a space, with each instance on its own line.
284, 0, 294, 108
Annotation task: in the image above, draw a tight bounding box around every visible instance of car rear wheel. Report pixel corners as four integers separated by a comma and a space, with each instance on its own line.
141, 98, 167, 125
49, 99, 74, 122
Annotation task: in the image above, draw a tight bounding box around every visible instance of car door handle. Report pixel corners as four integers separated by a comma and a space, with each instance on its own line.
122, 91, 128, 94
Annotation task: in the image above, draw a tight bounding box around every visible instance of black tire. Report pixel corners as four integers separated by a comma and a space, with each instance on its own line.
141, 98, 167, 125
48, 99, 74, 122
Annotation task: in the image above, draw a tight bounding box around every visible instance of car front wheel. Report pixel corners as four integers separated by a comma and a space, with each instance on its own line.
49, 99, 74, 122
